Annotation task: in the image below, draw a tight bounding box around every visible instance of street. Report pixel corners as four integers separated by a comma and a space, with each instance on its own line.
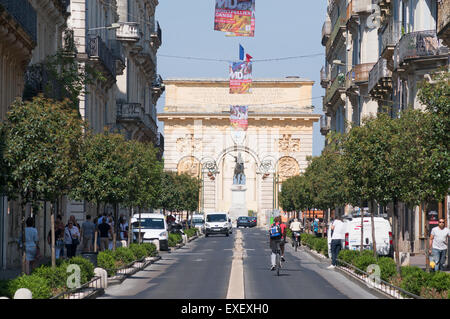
100, 228, 382, 299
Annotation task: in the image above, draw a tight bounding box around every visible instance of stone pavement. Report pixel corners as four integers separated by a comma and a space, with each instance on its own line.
409, 253, 450, 273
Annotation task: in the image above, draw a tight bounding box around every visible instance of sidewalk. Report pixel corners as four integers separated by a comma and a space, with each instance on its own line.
409, 253, 450, 273
0, 257, 51, 281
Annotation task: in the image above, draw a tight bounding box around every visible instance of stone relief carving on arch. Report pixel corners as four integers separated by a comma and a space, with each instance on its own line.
278, 134, 300, 155
176, 133, 202, 154
177, 156, 201, 178
276, 156, 300, 182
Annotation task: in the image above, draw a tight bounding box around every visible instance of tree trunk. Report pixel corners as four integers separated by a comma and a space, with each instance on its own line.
393, 199, 401, 273
370, 201, 377, 258
20, 201, 26, 274
113, 203, 118, 250
360, 205, 364, 253
424, 202, 430, 272
138, 207, 142, 244
50, 202, 56, 268
128, 207, 132, 247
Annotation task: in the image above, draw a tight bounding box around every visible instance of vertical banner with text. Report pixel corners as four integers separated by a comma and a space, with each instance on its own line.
229, 61, 252, 94
214, 0, 255, 37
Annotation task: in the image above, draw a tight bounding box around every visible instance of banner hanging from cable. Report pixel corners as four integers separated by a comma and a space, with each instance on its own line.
214, 0, 255, 37
230, 105, 248, 131
229, 61, 252, 94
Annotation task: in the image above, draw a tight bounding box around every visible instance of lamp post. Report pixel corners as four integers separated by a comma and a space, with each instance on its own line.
201, 159, 219, 213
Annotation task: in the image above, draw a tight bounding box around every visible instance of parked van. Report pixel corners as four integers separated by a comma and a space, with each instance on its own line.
131, 213, 169, 251
204, 212, 231, 237
328, 214, 393, 257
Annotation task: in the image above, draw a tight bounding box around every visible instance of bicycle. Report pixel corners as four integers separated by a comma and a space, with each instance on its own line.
274, 240, 282, 276
292, 231, 301, 252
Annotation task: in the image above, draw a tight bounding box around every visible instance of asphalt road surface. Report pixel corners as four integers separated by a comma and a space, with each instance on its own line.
100, 227, 382, 299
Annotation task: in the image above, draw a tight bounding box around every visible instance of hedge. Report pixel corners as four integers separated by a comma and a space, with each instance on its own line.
335, 250, 450, 298
2, 243, 160, 299
184, 228, 198, 238
169, 233, 183, 247
300, 233, 328, 257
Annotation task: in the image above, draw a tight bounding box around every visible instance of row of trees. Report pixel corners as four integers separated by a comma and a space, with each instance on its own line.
0, 96, 201, 269
279, 70, 449, 271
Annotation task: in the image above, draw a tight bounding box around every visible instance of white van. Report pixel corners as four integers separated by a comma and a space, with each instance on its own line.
131, 213, 169, 251
204, 212, 231, 237
328, 215, 393, 257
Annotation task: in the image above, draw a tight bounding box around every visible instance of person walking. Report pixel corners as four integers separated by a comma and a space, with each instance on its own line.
429, 219, 450, 271
328, 215, 345, 269
47, 215, 65, 259
119, 217, 128, 242
24, 217, 40, 275
313, 217, 319, 237
64, 220, 80, 258
81, 215, 95, 252
97, 217, 113, 252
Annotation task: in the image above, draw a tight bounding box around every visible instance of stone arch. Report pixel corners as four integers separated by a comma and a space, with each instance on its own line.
215, 145, 260, 167
276, 156, 300, 182
177, 156, 201, 178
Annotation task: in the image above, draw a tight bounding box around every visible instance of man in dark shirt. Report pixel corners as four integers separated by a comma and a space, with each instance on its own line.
97, 218, 112, 252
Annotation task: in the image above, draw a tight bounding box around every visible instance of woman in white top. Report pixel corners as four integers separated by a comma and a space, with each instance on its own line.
64, 221, 80, 258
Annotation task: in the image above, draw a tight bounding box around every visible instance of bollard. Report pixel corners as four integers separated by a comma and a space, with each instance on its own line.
152, 239, 160, 251
120, 240, 127, 248
182, 234, 188, 244
13, 288, 32, 299
94, 268, 108, 289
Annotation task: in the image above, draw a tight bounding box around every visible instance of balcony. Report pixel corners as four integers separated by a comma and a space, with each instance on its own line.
437, 0, 450, 47
151, 74, 165, 105
395, 30, 449, 69
368, 58, 392, 99
381, 21, 402, 60
324, 73, 346, 105
326, 10, 347, 53
150, 21, 162, 49
346, 63, 376, 88
346, 0, 372, 22
117, 103, 144, 123
320, 115, 330, 136
321, 19, 331, 46
320, 66, 329, 88
0, 0, 37, 43
116, 22, 140, 43
109, 39, 125, 76
88, 36, 116, 80
136, 37, 157, 76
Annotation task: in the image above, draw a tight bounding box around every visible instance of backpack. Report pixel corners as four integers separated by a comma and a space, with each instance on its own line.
269, 223, 282, 239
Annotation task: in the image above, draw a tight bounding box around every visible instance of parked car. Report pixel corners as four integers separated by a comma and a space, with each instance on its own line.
204, 212, 231, 237
190, 214, 205, 233
328, 215, 393, 257
249, 216, 257, 227
237, 216, 253, 228
131, 213, 169, 251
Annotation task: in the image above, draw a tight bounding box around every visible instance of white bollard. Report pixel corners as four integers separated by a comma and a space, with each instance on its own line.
152, 239, 160, 251
120, 240, 127, 248
94, 267, 108, 289
13, 288, 32, 299
182, 234, 188, 244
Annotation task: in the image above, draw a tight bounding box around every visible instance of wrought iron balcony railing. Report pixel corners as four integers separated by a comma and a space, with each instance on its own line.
150, 21, 162, 47
348, 62, 376, 85
320, 115, 330, 135
325, 73, 346, 104
0, 0, 37, 43
395, 30, 449, 68
368, 57, 392, 94
381, 21, 402, 58
326, 10, 347, 52
88, 36, 116, 79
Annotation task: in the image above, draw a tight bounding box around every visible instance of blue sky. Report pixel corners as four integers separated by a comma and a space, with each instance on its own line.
155, 1, 327, 156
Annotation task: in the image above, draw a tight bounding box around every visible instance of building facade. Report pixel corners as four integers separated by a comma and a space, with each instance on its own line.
159, 78, 319, 226
321, 0, 449, 258
1, 0, 70, 269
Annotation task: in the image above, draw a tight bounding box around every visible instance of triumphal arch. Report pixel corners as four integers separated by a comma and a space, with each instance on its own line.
158, 78, 319, 226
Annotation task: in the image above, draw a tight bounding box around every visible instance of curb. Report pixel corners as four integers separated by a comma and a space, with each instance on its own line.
107, 255, 161, 287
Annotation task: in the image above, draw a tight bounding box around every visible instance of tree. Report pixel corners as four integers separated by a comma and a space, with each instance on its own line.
2, 96, 84, 270
72, 131, 131, 249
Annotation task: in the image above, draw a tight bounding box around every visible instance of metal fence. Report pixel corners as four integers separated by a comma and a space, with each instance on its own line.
336, 259, 423, 299
51, 276, 104, 300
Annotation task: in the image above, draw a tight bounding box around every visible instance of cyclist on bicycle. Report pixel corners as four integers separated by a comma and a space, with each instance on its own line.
290, 218, 302, 246
269, 216, 287, 271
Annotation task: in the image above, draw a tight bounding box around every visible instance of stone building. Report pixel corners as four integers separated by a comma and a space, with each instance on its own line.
159, 78, 319, 226
321, 0, 449, 258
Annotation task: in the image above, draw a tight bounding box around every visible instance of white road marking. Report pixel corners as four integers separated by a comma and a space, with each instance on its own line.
226, 229, 245, 299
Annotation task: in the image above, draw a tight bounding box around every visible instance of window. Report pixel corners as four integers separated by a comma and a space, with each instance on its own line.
207, 214, 227, 222
133, 218, 165, 229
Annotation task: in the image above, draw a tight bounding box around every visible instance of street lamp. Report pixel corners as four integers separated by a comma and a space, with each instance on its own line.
87, 23, 120, 32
